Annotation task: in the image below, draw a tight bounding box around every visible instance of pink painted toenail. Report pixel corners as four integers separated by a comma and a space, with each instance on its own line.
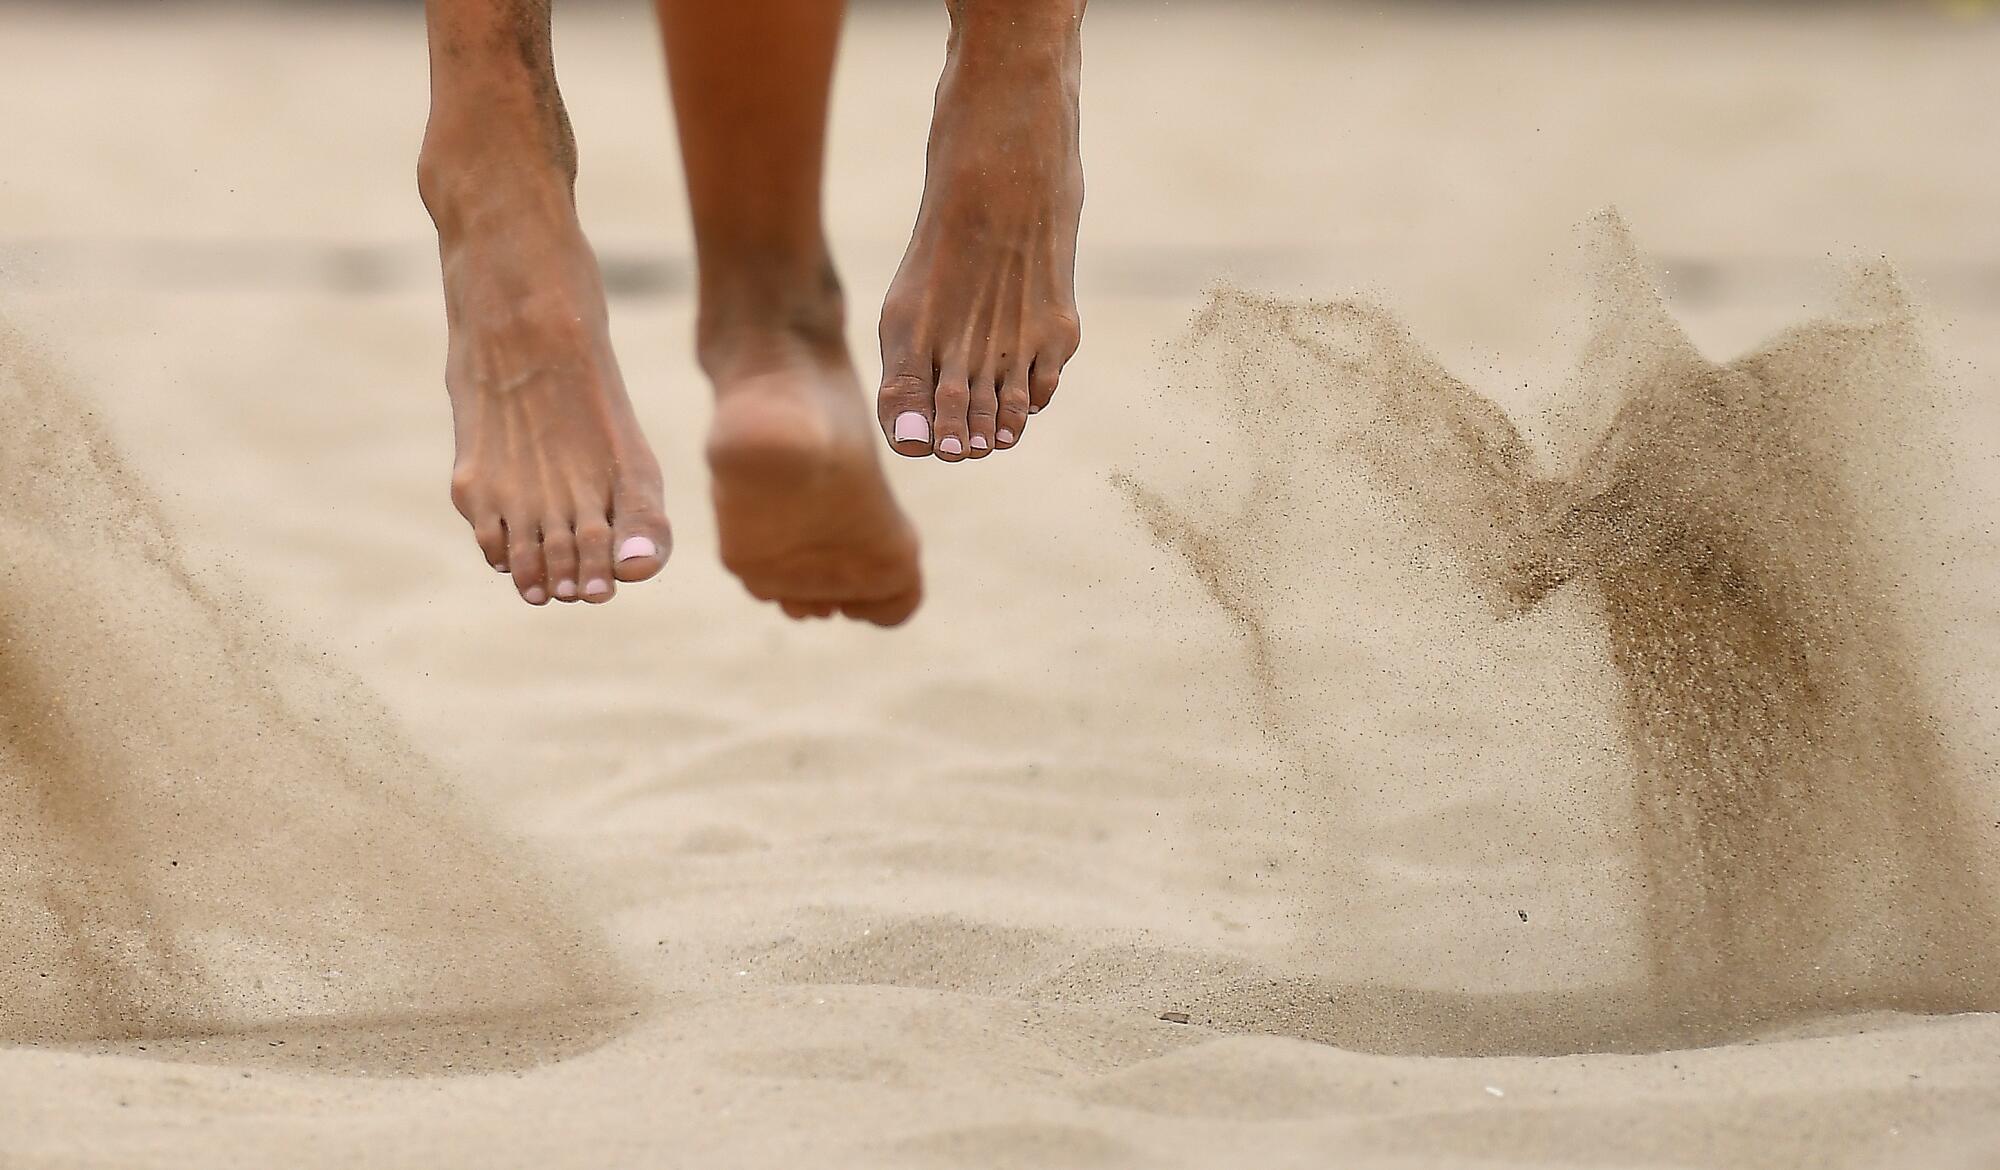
617, 536, 658, 563
894, 412, 930, 443
555, 580, 577, 600
524, 587, 547, 605
938, 436, 963, 456
1029, 403, 1042, 414
496, 563, 509, 573
584, 578, 610, 597
996, 428, 1016, 446
970, 435, 990, 451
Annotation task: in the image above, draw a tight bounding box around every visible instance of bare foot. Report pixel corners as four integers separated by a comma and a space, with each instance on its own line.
705, 321, 923, 626
877, 4, 1085, 463
431, 196, 672, 606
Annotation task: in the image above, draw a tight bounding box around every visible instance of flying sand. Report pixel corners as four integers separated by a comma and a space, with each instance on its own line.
1119, 213, 2000, 1053
0, 319, 630, 1073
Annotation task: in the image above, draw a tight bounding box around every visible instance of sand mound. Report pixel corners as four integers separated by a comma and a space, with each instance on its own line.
1117, 212, 2000, 1054
0, 317, 631, 1072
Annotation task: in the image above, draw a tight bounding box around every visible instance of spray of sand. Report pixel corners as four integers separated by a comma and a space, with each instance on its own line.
1116, 212, 2000, 1053
0, 315, 633, 1073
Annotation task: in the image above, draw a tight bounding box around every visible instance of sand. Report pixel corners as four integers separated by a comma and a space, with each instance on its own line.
1119, 211, 2000, 1056
5, 2, 2000, 1167
0, 319, 632, 1070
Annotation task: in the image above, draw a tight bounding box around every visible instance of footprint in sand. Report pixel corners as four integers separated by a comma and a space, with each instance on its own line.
0, 317, 634, 1074
1117, 212, 2000, 1052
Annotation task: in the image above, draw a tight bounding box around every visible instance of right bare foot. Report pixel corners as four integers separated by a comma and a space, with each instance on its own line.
876, 0, 1085, 463
427, 191, 672, 607
702, 314, 923, 627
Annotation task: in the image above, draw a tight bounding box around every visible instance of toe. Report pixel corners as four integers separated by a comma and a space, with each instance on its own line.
931, 373, 971, 463
470, 513, 510, 574
507, 521, 550, 606
965, 380, 999, 458
840, 589, 921, 628
611, 480, 672, 584
1027, 319, 1079, 415
543, 522, 581, 603
576, 513, 617, 604
612, 530, 668, 584
453, 474, 510, 572
996, 369, 1031, 450
878, 355, 935, 458
1028, 357, 1062, 416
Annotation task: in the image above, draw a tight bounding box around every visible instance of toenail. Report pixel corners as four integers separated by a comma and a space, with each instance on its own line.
893, 411, 930, 444
555, 580, 577, 600
970, 435, 990, 451
584, 578, 610, 597
938, 436, 963, 456
617, 535, 658, 562
524, 587, 547, 605
496, 563, 509, 573
996, 428, 1016, 446
1029, 403, 1042, 415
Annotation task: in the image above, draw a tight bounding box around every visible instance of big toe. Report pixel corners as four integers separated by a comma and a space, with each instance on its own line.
612, 517, 672, 584
879, 358, 936, 458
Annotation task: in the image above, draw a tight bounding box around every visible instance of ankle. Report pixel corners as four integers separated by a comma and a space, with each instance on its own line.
695, 259, 848, 377
940, 18, 1081, 105
946, 0, 1084, 62
947, 0, 1085, 36
418, 128, 579, 244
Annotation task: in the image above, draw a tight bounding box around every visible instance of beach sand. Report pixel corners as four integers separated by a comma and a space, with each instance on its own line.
4, 3, 2000, 1166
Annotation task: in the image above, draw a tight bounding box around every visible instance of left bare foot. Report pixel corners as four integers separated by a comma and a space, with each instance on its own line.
877, 1, 1085, 463
705, 318, 923, 626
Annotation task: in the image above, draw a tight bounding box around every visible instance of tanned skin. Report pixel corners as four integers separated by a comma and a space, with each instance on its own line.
418, 0, 1085, 622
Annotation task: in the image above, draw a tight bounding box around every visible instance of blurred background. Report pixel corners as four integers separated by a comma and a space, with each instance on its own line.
4, 0, 1993, 318
0, 0, 1993, 695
